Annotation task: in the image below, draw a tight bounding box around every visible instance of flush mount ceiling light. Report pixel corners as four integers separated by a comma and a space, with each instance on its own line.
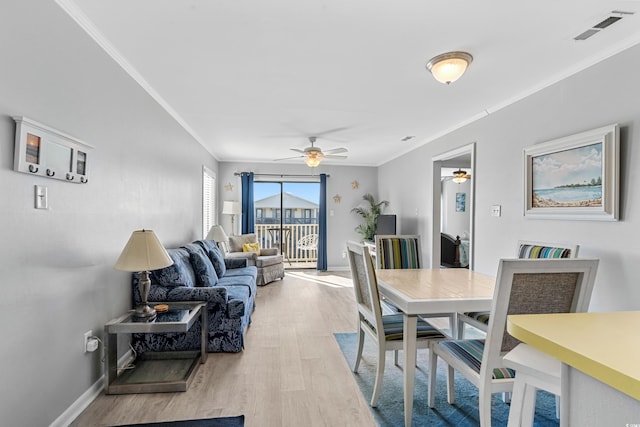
426, 51, 473, 84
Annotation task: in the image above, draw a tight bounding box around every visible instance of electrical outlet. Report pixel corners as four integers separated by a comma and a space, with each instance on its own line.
83, 330, 92, 353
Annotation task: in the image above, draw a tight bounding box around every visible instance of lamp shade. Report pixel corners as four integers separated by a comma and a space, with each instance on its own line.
206, 224, 229, 242
222, 201, 242, 215
426, 51, 473, 84
114, 230, 173, 272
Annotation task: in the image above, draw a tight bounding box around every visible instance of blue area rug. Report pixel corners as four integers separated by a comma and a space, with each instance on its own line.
111, 415, 244, 427
335, 332, 559, 427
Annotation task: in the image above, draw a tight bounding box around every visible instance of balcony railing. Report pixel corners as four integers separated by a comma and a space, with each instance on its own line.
255, 223, 318, 265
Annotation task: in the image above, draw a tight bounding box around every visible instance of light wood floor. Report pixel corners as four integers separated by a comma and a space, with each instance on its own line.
71, 271, 377, 427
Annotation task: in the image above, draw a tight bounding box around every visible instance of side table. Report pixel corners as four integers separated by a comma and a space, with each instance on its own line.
104, 301, 207, 394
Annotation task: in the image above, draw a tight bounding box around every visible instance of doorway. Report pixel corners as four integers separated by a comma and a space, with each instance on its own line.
431, 143, 475, 269
253, 181, 320, 269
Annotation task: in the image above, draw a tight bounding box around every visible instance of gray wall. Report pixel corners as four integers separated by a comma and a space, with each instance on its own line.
218, 162, 378, 269
0, 1, 217, 425
379, 43, 640, 313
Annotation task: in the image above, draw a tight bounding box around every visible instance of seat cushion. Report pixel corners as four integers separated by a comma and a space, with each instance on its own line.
217, 274, 257, 297
150, 248, 196, 288
439, 339, 516, 379
380, 313, 445, 341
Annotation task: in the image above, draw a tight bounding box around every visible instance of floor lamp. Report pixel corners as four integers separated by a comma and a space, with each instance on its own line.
223, 201, 242, 235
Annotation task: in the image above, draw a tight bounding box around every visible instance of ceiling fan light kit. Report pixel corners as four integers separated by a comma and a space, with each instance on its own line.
426, 51, 473, 84
452, 168, 470, 184
304, 152, 322, 167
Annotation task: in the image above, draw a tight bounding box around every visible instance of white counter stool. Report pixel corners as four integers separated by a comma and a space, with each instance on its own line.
503, 343, 561, 426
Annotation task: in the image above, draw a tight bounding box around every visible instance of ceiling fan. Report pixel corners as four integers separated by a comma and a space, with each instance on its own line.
452, 168, 471, 183
275, 136, 348, 167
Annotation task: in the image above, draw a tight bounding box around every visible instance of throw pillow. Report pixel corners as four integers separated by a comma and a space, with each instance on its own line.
243, 242, 260, 255
183, 244, 219, 287
207, 243, 227, 278
150, 248, 196, 288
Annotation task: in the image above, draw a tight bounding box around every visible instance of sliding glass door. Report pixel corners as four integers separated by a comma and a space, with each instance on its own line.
253, 181, 320, 269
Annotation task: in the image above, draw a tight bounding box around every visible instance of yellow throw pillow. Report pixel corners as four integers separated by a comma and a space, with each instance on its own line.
242, 242, 260, 255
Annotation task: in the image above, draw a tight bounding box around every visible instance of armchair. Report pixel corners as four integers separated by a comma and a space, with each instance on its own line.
227, 233, 285, 286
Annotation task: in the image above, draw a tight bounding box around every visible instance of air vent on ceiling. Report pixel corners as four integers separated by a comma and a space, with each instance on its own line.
575, 29, 600, 41
574, 11, 634, 41
593, 16, 622, 29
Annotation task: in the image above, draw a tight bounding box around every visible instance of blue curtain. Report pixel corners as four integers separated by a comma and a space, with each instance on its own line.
317, 173, 328, 271
241, 172, 255, 233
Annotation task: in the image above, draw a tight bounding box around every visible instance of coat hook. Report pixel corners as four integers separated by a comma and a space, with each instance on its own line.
66, 173, 74, 181
46, 169, 55, 177
28, 164, 39, 173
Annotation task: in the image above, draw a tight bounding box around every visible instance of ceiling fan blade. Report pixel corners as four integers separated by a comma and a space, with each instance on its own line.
323, 155, 348, 159
290, 148, 306, 154
274, 155, 304, 161
324, 147, 348, 155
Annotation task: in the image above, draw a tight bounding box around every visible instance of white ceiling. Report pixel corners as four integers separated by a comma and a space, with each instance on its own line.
60, 0, 640, 167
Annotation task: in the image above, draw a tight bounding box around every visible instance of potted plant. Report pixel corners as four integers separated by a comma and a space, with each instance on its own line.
351, 193, 389, 242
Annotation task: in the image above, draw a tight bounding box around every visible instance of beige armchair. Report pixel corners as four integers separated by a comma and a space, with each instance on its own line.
227, 233, 285, 286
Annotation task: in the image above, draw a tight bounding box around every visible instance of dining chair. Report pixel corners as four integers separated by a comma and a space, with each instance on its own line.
346, 241, 446, 407
375, 235, 457, 335
428, 258, 599, 427
502, 343, 561, 426
457, 241, 579, 338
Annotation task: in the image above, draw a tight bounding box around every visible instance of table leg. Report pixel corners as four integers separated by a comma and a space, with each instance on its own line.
105, 329, 117, 394
200, 305, 208, 363
403, 314, 418, 427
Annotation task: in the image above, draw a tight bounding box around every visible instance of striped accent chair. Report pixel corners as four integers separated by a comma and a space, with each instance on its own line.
375, 235, 421, 269
375, 235, 456, 332
346, 241, 445, 407
457, 241, 579, 337
429, 258, 599, 427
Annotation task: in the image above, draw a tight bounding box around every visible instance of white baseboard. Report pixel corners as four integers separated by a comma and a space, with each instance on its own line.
50, 350, 134, 427
50, 376, 104, 427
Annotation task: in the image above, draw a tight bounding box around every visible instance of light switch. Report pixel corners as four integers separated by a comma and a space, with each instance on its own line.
330, 209, 334, 216
491, 205, 501, 217
35, 185, 48, 209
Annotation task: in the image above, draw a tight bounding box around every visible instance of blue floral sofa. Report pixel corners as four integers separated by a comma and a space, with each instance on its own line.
131, 239, 257, 353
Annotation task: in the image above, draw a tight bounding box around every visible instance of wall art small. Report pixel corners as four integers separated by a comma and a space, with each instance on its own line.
456, 192, 466, 212
524, 124, 619, 221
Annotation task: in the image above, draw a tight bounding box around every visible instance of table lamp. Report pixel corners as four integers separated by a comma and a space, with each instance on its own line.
206, 224, 230, 253
222, 201, 242, 235
114, 229, 173, 319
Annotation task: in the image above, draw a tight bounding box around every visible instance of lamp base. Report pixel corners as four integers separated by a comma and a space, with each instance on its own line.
134, 303, 157, 320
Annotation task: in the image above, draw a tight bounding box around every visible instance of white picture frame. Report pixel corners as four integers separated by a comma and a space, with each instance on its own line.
524, 124, 619, 221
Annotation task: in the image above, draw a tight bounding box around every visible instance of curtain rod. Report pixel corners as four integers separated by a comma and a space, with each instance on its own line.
233, 172, 330, 178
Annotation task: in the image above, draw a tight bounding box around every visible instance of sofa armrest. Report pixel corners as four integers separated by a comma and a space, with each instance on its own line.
225, 251, 257, 261
166, 286, 227, 305
259, 247, 279, 256
224, 257, 248, 269
166, 286, 245, 319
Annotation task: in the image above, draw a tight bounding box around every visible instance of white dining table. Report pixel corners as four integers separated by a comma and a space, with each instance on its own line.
376, 268, 495, 427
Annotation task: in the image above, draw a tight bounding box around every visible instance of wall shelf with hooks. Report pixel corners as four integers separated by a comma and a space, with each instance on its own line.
13, 116, 93, 184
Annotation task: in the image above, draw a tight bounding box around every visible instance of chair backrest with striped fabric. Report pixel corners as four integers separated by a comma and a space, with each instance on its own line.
375, 235, 421, 269
516, 240, 579, 259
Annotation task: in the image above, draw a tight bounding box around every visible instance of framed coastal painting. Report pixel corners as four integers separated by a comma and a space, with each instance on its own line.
524, 124, 619, 221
